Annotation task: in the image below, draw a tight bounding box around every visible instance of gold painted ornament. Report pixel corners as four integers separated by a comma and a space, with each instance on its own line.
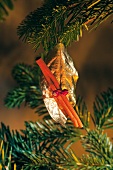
36, 43, 83, 128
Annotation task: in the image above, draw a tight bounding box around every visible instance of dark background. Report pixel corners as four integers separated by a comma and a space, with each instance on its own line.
0, 1, 113, 133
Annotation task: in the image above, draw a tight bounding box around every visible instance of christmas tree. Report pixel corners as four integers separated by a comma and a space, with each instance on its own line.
0, 0, 113, 169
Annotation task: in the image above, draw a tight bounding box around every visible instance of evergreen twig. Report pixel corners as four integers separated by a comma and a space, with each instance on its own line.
17, 0, 113, 51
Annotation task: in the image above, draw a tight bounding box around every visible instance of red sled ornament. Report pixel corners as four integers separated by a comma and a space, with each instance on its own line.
36, 43, 83, 128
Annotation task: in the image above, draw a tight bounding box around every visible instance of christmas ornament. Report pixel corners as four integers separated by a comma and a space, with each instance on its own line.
36, 43, 83, 128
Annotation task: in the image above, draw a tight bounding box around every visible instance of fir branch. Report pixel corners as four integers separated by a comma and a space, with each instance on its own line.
0, 140, 16, 170
17, 0, 113, 52
4, 85, 44, 110
4, 87, 27, 108
75, 96, 90, 129
26, 88, 44, 110
78, 154, 113, 170
0, 121, 81, 169
0, 0, 16, 22
20, 120, 81, 169
12, 63, 40, 87
23, 120, 81, 150
4, 63, 44, 109
81, 130, 113, 165
93, 88, 113, 129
